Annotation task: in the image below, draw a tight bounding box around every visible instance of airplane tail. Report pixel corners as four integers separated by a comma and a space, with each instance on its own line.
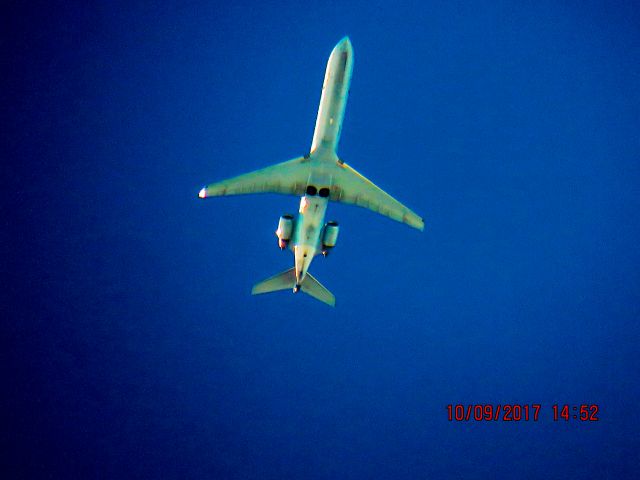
251, 267, 336, 307
301, 272, 335, 307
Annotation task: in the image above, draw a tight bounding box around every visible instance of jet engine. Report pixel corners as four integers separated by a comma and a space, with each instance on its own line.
276, 214, 294, 249
321, 221, 339, 256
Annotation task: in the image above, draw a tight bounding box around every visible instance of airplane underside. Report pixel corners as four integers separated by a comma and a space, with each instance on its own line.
198, 37, 424, 307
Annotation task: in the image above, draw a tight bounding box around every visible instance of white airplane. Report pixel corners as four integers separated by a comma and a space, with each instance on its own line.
198, 37, 423, 306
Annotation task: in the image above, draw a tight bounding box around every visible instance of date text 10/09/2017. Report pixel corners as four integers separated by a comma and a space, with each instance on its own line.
446, 404, 599, 422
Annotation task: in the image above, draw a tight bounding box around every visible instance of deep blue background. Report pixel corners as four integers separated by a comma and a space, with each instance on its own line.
3, 1, 639, 478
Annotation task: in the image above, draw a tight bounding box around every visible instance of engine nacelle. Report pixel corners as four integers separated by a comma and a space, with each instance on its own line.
322, 221, 339, 255
276, 214, 294, 249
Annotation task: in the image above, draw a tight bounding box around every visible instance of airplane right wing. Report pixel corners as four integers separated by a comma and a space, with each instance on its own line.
330, 162, 425, 231
199, 156, 311, 198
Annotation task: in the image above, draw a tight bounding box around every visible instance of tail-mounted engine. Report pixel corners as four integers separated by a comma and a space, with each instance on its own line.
276, 214, 294, 249
321, 221, 339, 256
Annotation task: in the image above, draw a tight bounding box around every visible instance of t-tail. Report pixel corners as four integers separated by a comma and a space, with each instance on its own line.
251, 267, 335, 307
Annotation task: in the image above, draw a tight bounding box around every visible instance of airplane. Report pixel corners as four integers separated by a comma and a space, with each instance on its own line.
198, 37, 424, 306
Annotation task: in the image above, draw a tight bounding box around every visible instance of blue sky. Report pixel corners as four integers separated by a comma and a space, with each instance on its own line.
4, 1, 640, 478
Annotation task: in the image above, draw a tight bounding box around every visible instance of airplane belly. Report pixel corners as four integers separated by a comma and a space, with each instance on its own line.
294, 196, 328, 249
293, 195, 328, 283
311, 38, 354, 153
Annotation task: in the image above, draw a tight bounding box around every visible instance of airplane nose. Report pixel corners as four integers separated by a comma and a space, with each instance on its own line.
339, 36, 352, 51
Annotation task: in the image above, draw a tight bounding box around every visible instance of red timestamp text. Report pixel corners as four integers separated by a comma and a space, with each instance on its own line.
446, 404, 600, 422
552, 404, 599, 421
447, 404, 541, 422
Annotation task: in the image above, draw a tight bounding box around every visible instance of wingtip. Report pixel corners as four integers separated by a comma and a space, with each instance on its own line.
408, 216, 425, 231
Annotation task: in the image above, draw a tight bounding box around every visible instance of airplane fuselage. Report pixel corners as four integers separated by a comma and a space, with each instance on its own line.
291, 37, 353, 287
311, 36, 354, 154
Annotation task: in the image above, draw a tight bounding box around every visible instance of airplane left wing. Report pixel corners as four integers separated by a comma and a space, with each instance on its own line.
199, 156, 310, 198
330, 162, 425, 231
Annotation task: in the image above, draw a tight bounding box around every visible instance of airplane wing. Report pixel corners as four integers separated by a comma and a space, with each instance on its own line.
330, 162, 425, 231
198, 155, 424, 230
199, 156, 310, 198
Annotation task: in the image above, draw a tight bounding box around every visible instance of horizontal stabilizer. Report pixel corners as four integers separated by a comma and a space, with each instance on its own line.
251, 268, 336, 307
251, 268, 296, 295
301, 272, 335, 307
